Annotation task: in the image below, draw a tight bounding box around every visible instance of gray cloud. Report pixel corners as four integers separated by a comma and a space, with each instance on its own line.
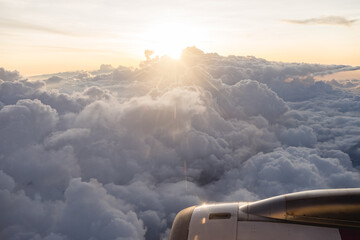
0, 68, 21, 82
283, 16, 357, 27
313, 66, 360, 76
0, 48, 359, 239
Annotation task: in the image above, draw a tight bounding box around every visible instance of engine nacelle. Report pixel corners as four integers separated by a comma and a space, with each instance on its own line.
170, 188, 360, 240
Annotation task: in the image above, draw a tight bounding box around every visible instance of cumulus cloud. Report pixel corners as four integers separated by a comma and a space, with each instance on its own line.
237, 147, 360, 197
46, 76, 64, 85
283, 16, 357, 27
58, 178, 146, 240
145, 50, 155, 61
0, 47, 360, 239
0, 68, 22, 81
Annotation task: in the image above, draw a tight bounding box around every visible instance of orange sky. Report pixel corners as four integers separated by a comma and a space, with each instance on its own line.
1, 0, 359, 76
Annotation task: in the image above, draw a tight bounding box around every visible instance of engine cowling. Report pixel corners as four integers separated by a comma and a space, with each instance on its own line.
169, 188, 360, 240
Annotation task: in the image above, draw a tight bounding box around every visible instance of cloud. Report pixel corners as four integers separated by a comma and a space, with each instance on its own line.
0, 17, 77, 36
57, 178, 146, 240
0, 99, 58, 153
0, 68, 22, 82
283, 16, 357, 27
0, 47, 359, 239
237, 147, 360, 197
46, 76, 64, 84
313, 66, 360, 76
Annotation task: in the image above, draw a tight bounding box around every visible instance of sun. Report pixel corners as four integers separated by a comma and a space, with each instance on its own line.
142, 22, 200, 59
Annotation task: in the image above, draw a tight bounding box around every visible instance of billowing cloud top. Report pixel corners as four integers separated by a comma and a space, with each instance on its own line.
1, 48, 360, 239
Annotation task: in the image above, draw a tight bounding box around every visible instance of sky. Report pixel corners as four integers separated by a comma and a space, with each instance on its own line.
1, 1, 360, 240
1, 0, 360, 75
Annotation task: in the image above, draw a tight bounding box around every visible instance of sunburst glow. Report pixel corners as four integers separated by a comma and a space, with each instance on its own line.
142, 22, 202, 59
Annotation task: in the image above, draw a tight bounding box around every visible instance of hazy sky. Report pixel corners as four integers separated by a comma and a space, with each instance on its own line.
1, 0, 359, 75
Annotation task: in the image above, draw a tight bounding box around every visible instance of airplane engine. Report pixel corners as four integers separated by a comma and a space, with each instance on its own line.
169, 188, 360, 240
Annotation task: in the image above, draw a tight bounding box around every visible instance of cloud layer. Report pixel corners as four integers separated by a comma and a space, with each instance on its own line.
1, 48, 360, 239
